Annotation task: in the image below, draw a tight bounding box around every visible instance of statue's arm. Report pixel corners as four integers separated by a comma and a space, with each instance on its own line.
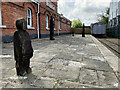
14, 32, 22, 61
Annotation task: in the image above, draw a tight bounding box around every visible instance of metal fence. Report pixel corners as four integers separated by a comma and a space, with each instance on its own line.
107, 15, 120, 38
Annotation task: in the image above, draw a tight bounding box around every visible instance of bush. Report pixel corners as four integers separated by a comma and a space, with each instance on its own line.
71, 20, 82, 28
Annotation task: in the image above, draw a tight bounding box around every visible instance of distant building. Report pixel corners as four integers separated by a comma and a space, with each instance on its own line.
0, 0, 72, 42
107, 0, 120, 38
108, 0, 120, 28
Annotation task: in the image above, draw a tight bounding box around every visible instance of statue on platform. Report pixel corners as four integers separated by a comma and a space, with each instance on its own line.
71, 29, 74, 36
50, 16, 55, 40
14, 18, 33, 76
82, 23, 85, 37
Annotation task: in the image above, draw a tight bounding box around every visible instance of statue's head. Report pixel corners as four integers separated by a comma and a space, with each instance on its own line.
16, 18, 27, 31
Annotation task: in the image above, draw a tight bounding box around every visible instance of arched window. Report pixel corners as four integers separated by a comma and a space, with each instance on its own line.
27, 8, 32, 27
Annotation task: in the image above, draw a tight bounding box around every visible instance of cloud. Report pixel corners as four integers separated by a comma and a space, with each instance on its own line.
58, 0, 111, 25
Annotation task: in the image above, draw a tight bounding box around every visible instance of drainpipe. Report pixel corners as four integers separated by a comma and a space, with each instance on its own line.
58, 20, 60, 35
37, 3, 40, 39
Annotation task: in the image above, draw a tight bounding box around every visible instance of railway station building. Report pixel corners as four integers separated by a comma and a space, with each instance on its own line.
0, 0, 72, 42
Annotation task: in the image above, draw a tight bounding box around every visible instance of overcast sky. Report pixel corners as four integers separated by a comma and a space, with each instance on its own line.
58, 0, 111, 25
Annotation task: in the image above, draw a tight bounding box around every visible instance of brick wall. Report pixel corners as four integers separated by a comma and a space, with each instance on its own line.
1, 1, 71, 38
1, 2, 38, 35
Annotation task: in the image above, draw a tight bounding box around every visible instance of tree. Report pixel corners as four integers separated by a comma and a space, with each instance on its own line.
71, 20, 82, 28
97, 8, 109, 28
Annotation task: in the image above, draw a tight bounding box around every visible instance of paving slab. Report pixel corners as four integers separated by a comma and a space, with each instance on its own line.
32, 77, 57, 88
57, 80, 102, 88
1, 35, 119, 88
42, 68, 79, 82
82, 57, 113, 72
97, 71, 118, 87
92, 36, 119, 81
79, 68, 98, 86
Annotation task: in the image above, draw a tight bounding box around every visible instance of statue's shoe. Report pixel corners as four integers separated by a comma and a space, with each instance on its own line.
50, 38, 55, 40
19, 71, 27, 76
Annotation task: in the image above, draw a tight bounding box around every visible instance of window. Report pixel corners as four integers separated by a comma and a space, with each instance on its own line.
0, 2, 6, 28
27, 8, 32, 27
46, 1, 55, 10
46, 15, 49, 29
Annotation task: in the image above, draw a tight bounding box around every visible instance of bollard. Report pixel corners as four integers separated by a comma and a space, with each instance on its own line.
82, 23, 85, 37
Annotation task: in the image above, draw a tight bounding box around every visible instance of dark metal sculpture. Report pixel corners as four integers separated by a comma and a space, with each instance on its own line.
72, 31, 74, 36
82, 23, 85, 37
50, 16, 55, 40
14, 18, 33, 76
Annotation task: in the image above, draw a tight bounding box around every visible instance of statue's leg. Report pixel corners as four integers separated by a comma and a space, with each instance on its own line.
50, 32, 52, 40
53, 31, 55, 40
51, 30, 55, 40
19, 60, 26, 76
25, 59, 32, 74
16, 61, 20, 76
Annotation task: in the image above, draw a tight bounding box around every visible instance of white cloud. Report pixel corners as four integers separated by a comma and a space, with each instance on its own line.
58, 0, 111, 25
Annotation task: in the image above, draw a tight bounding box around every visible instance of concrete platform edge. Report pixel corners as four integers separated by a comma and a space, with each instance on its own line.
91, 35, 119, 82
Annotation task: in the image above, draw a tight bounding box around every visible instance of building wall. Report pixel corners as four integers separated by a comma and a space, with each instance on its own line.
107, 0, 120, 38
40, 1, 58, 35
109, 1, 118, 21
0, 1, 71, 42
108, 0, 120, 28
1, 2, 38, 35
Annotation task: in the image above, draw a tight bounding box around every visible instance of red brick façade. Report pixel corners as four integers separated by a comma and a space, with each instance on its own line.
0, 1, 71, 42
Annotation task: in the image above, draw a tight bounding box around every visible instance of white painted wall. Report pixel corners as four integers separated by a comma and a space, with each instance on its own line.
109, 0, 120, 21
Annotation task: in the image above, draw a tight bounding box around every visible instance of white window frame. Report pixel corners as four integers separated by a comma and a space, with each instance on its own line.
0, 2, 6, 28
46, 15, 49, 30
26, 8, 35, 29
27, 8, 32, 27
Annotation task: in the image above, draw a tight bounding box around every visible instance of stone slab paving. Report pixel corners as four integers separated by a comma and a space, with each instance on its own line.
92, 36, 120, 81
1, 35, 119, 89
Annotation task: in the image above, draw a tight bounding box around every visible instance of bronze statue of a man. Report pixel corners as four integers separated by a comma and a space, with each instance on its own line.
14, 18, 33, 76
50, 16, 55, 40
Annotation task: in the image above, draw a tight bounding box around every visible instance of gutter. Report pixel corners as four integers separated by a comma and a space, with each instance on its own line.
31, 0, 40, 39
37, 3, 40, 39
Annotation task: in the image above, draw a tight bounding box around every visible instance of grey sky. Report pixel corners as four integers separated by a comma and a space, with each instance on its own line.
58, 0, 111, 25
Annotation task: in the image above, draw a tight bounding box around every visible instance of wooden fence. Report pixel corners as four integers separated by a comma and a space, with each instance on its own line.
71, 26, 91, 34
